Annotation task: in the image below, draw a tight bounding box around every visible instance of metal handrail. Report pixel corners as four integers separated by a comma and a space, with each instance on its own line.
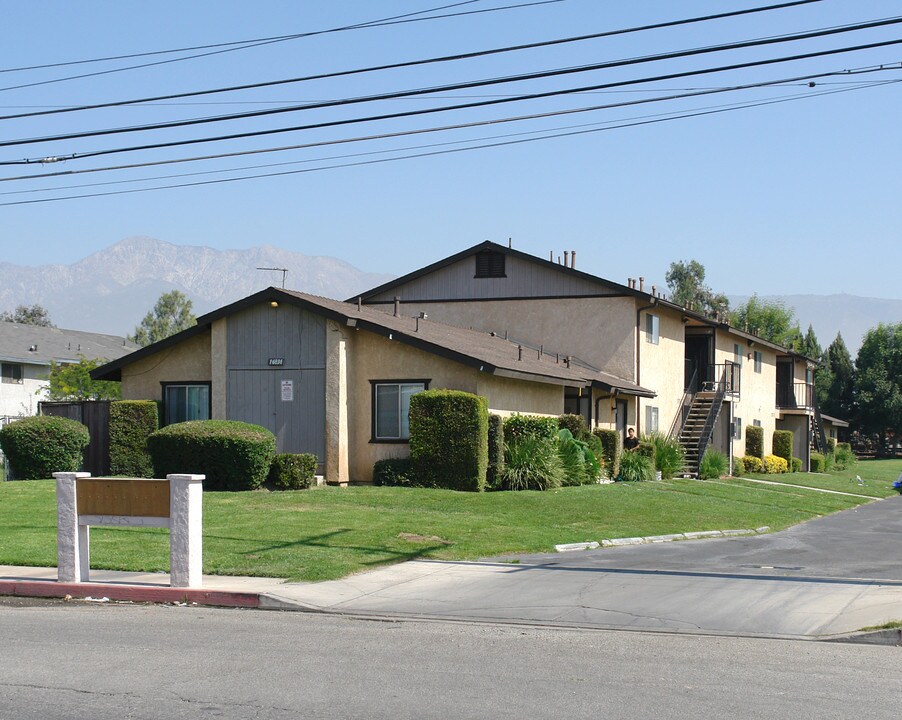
696, 365, 729, 465
776, 381, 813, 409
812, 396, 828, 453
668, 369, 698, 439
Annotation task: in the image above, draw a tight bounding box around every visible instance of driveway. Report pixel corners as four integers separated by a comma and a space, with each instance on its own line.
264, 494, 902, 638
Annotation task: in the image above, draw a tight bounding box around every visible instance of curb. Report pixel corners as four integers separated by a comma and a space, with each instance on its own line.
820, 628, 902, 647
556, 527, 770, 551
0, 579, 261, 609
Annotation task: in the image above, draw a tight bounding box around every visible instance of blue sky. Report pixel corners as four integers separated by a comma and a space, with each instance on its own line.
2, 1, 901, 298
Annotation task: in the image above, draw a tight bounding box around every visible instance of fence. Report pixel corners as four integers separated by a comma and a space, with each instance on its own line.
38, 401, 111, 476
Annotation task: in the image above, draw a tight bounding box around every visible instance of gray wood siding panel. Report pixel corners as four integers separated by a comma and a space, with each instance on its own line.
227, 303, 325, 369
368, 255, 615, 302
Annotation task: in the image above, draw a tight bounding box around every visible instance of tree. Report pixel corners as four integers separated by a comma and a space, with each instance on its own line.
665, 259, 729, 316
0, 303, 55, 327
854, 323, 902, 436
796, 325, 822, 360
729, 295, 802, 348
820, 332, 855, 420
129, 290, 196, 347
45, 356, 121, 401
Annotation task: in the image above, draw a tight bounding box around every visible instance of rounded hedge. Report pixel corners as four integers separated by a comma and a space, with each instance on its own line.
0, 415, 89, 480
268, 453, 317, 490
147, 420, 276, 491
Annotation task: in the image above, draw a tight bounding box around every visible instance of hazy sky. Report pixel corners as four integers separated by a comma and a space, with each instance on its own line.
2, 1, 900, 299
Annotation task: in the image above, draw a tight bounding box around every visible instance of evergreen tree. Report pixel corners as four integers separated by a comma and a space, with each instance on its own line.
128, 290, 196, 347
855, 324, 902, 435
822, 332, 855, 421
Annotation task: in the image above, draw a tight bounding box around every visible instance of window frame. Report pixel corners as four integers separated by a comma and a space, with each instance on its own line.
734, 343, 743, 367
370, 379, 430, 443
645, 405, 659, 433
645, 313, 660, 345
733, 416, 742, 440
161, 381, 212, 426
754, 350, 763, 373
1, 362, 24, 384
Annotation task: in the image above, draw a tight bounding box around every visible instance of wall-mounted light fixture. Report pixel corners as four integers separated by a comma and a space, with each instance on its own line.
270, 301, 279, 308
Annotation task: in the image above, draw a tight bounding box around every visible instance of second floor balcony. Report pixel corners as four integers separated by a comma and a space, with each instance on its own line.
776, 381, 814, 410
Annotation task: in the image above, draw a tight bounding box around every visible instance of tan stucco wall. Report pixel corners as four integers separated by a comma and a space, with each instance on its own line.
475, 373, 562, 417
120, 331, 212, 401
635, 305, 684, 436
389, 296, 638, 380
714, 330, 778, 457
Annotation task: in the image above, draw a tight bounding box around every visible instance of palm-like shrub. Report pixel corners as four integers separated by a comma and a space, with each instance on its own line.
644, 432, 685, 479
557, 429, 602, 485
617, 450, 655, 482
501, 435, 564, 491
699, 449, 729, 479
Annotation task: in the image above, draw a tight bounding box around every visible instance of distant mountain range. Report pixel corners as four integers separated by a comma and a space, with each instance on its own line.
1, 237, 898, 354
730, 294, 902, 354
0, 237, 394, 337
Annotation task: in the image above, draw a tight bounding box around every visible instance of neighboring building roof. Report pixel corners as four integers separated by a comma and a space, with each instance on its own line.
820, 414, 850, 428
92, 287, 654, 397
0, 321, 138, 366
351, 240, 814, 361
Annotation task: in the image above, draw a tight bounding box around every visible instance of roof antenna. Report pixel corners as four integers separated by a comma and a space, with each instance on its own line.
508, 237, 512, 248
256, 266, 289, 289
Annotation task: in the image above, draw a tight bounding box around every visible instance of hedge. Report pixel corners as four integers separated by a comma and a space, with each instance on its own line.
0, 415, 89, 480
268, 453, 317, 490
501, 414, 562, 491
773, 430, 794, 465
810, 452, 825, 472
504, 414, 558, 443
147, 420, 276, 491
732, 456, 745, 476
372, 458, 419, 487
743, 455, 763, 473
746, 425, 764, 458
109, 400, 158, 477
790, 457, 802, 473
558, 413, 589, 440
408, 390, 488, 492
763, 454, 789, 474
487, 413, 505, 490
593, 428, 622, 479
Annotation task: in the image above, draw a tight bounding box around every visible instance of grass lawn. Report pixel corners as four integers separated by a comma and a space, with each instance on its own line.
1, 460, 897, 583
738, 458, 902, 498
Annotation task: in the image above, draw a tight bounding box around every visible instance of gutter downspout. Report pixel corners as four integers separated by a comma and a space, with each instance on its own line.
635, 298, 657, 435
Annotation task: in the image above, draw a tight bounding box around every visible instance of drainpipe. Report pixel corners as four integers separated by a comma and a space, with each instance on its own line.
635, 297, 657, 435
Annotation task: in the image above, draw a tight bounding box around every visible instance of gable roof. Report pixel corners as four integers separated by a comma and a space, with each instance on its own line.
92, 287, 653, 397
351, 240, 813, 360
0, 321, 138, 367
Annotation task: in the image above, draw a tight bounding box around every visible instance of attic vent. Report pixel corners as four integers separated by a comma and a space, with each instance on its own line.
474, 251, 506, 279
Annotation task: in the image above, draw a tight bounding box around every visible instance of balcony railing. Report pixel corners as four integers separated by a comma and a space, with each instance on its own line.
776, 381, 813, 410
701, 362, 740, 397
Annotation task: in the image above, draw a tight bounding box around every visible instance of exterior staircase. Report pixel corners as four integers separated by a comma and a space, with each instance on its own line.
678, 392, 716, 477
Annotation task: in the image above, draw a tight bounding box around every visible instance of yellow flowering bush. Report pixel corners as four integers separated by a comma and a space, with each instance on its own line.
763, 454, 789, 474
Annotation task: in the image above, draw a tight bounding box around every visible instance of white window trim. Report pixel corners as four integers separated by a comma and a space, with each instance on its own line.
372, 381, 427, 442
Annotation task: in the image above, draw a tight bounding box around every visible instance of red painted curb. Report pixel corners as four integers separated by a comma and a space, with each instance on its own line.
0, 579, 261, 608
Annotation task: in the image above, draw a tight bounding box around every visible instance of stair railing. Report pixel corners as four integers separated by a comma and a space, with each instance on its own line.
668, 369, 698, 440
812, 396, 828, 454
695, 365, 729, 466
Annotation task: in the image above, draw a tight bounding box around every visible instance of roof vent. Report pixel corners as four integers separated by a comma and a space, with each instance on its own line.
28, 344, 37, 352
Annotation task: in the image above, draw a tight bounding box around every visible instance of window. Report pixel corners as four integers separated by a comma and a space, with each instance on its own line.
734, 343, 743, 367
162, 383, 210, 425
645, 313, 660, 345
474, 251, 506, 278
1, 363, 23, 384
753, 419, 762, 427
754, 351, 762, 373
372, 381, 427, 441
645, 405, 659, 433
733, 417, 742, 440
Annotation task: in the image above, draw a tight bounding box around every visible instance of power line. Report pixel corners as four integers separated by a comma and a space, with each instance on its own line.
5, 36, 901, 166
0, 1, 563, 93
2, 73, 891, 196
1, 79, 894, 207
0, 0, 822, 122
3, 15, 898, 149
2, 63, 895, 184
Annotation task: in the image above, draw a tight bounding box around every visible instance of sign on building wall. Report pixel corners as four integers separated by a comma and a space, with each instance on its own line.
281, 379, 294, 402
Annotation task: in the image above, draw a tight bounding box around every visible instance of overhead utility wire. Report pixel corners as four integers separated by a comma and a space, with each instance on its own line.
4, 36, 901, 167
4, 15, 899, 148
2, 62, 895, 183
0, 0, 822, 122
0, 1, 563, 93
3, 69, 891, 195
1, 79, 892, 208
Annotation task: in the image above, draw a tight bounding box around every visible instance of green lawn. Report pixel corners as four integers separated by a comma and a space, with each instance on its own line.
739, 458, 902, 498
1, 460, 897, 582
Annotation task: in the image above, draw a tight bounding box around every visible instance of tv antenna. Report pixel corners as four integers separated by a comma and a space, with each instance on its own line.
256, 266, 289, 288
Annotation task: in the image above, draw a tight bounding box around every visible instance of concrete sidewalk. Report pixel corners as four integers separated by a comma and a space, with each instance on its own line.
4, 554, 902, 640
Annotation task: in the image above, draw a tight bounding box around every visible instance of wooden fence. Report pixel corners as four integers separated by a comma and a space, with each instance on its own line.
39, 401, 111, 476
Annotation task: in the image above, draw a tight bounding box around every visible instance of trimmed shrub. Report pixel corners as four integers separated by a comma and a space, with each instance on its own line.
823, 451, 834, 471
505, 414, 559, 443
558, 413, 589, 440
584, 433, 606, 477
834, 442, 856, 470
372, 458, 420, 487
269, 453, 317, 490
699, 449, 729, 480
827, 437, 836, 453
617, 450, 655, 482
790, 457, 802, 473
636, 441, 655, 459
644, 432, 685, 479
109, 400, 158, 477
487, 414, 505, 490
0, 415, 89, 480
746, 425, 764, 458
773, 430, 793, 465
732, 456, 746, 476
501, 434, 564, 491
557, 429, 602, 485
763, 454, 789, 474
810, 452, 825, 472
148, 420, 276, 491
593, 429, 622, 480
409, 390, 488, 492
743, 455, 764, 473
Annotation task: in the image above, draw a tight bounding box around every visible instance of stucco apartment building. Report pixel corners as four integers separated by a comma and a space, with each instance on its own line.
93, 241, 835, 484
